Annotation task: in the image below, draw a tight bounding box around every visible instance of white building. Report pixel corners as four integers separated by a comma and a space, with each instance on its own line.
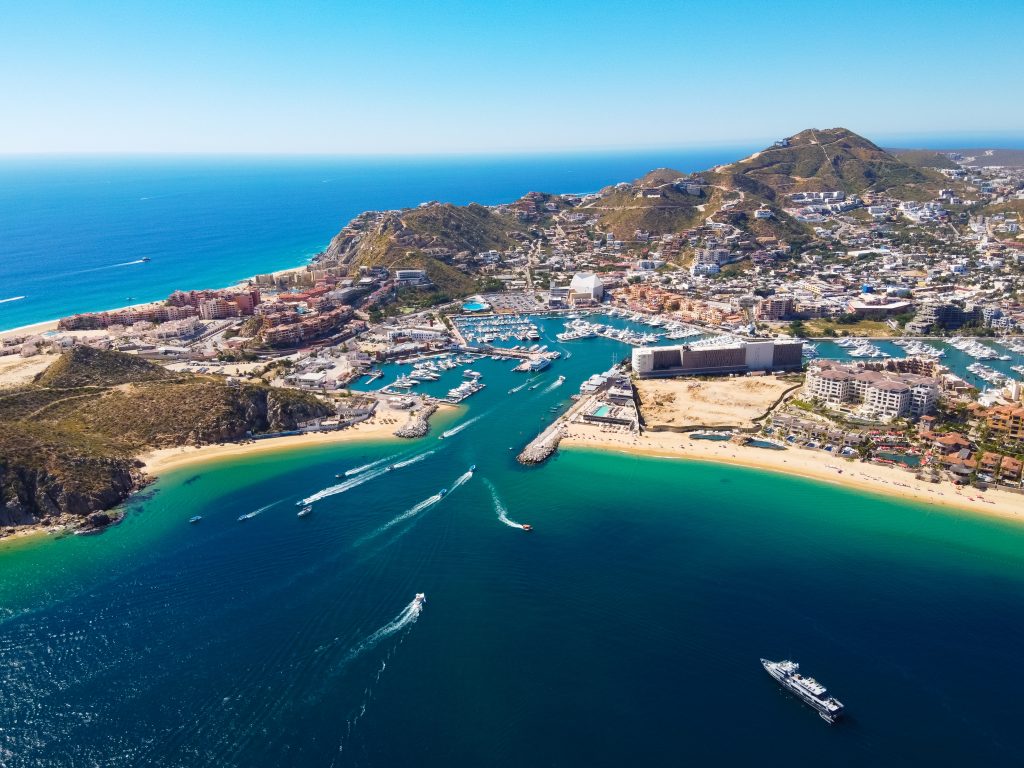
569, 272, 604, 302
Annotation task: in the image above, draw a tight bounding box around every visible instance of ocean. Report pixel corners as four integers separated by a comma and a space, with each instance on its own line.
2, 316, 1024, 766
0, 148, 750, 331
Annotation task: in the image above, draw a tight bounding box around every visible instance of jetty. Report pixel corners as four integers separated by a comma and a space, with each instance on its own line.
517, 421, 566, 465
517, 391, 594, 465
394, 402, 439, 438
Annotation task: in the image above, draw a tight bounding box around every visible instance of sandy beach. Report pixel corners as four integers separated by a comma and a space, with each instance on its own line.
0, 262, 309, 338
0, 319, 59, 339
141, 400, 454, 477
561, 423, 1024, 524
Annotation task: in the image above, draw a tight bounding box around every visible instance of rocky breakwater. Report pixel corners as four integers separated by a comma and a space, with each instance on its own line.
394, 402, 439, 438
517, 422, 566, 465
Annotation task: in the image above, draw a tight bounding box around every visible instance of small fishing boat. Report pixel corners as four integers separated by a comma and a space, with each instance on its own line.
189, 516, 202, 524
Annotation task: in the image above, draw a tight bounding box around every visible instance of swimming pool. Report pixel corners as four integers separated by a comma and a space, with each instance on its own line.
593, 405, 612, 417
462, 301, 489, 312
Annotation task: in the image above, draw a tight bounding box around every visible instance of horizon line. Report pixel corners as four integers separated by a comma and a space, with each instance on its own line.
3, 130, 1024, 160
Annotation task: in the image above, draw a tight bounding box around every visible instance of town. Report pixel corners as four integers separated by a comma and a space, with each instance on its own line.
3, 129, 1024, 496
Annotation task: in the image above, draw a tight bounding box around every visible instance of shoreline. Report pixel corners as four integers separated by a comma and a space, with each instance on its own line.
141, 400, 457, 477
560, 424, 1024, 525
0, 263, 313, 338
0, 400, 456, 546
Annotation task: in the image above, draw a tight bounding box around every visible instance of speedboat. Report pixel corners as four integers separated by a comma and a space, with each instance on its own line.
385, 465, 395, 472
521, 524, 533, 532
439, 488, 448, 498
297, 506, 313, 518
469, 464, 476, 473
189, 515, 202, 524
414, 592, 426, 605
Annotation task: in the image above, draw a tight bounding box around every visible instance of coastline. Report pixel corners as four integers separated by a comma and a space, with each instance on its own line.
142, 399, 457, 477
140, 418, 401, 477
560, 423, 1024, 525
0, 264, 311, 338
0, 400, 456, 547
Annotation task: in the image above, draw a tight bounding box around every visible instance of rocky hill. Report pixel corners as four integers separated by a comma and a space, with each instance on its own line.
323, 200, 537, 295
0, 349, 333, 536
316, 128, 954, 278
707, 127, 951, 200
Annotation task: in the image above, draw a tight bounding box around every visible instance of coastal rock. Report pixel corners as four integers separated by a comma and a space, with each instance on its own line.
394, 403, 439, 438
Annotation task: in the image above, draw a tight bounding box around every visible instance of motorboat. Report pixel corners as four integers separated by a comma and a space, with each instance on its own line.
189, 516, 202, 524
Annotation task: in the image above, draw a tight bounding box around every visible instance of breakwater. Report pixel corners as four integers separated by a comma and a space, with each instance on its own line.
393, 402, 439, 438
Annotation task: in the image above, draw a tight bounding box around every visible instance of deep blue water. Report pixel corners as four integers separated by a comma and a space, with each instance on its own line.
0, 148, 751, 330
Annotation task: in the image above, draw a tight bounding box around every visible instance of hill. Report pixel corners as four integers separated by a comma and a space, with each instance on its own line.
34, 346, 174, 388
888, 149, 960, 170
314, 127, 968, 290
1, 349, 333, 535
707, 128, 951, 200
323, 201, 538, 296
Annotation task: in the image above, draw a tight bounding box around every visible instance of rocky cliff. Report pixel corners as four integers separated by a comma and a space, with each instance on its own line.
0, 349, 334, 536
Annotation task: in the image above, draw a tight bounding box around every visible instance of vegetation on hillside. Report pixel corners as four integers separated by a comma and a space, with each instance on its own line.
0, 348, 333, 533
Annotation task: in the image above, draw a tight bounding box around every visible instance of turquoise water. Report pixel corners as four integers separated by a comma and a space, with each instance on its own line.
461, 301, 488, 312
2, 317, 1024, 765
0, 149, 752, 331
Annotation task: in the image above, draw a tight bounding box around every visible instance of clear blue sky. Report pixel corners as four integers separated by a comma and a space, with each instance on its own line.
3, 0, 1022, 154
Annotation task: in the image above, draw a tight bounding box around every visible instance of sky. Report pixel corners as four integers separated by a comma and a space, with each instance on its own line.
3, 0, 1023, 155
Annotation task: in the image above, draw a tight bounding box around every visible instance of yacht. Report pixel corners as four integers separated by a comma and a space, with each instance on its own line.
189, 515, 202, 524
761, 659, 844, 724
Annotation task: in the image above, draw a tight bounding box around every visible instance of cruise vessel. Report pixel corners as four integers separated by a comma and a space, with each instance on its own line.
761, 658, 844, 723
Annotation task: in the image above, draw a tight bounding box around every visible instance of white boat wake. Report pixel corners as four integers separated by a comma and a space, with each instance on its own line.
440, 415, 481, 439
237, 500, 281, 521
300, 465, 390, 506
391, 450, 435, 469
0, 296, 25, 304
449, 469, 473, 492
357, 493, 443, 544
343, 454, 399, 477
357, 470, 473, 545
484, 479, 525, 529
542, 378, 564, 393
341, 595, 425, 663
